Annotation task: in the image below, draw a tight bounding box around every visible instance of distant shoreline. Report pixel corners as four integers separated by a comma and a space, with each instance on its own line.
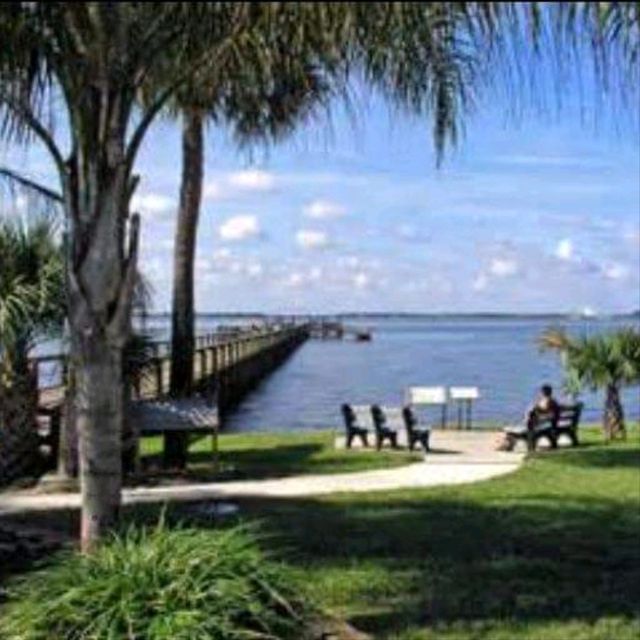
138, 311, 640, 321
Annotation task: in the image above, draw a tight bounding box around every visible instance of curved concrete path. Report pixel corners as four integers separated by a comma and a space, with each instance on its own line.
0, 431, 524, 516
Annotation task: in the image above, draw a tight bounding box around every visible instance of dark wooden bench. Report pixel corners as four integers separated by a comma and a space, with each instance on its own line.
341, 403, 370, 448
402, 406, 431, 451
370, 405, 399, 450
506, 402, 583, 452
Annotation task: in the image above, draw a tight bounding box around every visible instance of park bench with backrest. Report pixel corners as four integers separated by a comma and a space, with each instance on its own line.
402, 405, 431, 451
370, 405, 399, 450
341, 403, 371, 448
505, 402, 583, 452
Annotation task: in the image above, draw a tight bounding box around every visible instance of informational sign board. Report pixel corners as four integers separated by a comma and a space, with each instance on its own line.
406, 386, 448, 405
449, 387, 480, 401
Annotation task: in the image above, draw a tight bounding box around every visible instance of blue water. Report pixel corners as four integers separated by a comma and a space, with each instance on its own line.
222, 317, 640, 432
35, 316, 639, 431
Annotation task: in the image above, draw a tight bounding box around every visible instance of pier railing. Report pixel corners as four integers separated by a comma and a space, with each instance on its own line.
33, 324, 311, 409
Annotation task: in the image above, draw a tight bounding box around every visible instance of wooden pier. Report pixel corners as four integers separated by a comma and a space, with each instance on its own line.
35, 324, 309, 411
26, 324, 310, 478
261, 315, 372, 341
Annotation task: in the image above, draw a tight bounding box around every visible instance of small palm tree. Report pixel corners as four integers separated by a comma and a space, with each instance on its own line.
0, 213, 64, 383
0, 212, 64, 482
539, 328, 640, 441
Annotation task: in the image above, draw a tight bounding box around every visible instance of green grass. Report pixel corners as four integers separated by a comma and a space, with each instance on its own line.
137, 430, 422, 482
3, 426, 639, 639
185, 426, 639, 640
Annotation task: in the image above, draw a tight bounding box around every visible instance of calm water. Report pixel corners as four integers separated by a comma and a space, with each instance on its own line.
221, 317, 639, 432
37, 316, 639, 431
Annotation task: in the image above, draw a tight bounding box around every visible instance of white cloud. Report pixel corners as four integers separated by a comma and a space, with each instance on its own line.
227, 170, 275, 191
473, 274, 489, 292
353, 272, 370, 289
131, 193, 174, 218
303, 199, 346, 220
602, 263, 629, 280
489, 258, 519, 277
246, 262, 264, 278
219, 215, 260, 241
285, 272, 305, 287
203, 182, 222, 199
555, 238, 574, 261
296, 229, 330, 250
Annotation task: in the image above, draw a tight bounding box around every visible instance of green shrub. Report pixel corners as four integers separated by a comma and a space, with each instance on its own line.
0, 522, 311, 640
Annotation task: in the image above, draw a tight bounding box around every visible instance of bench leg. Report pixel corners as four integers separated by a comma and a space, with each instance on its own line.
526, 432, 537, 452
361, 432, 369, 448
422, 433, 430, 451
346, 432, 354, 449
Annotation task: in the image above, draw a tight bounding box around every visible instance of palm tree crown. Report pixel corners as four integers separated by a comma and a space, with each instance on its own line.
539, 327, 640, 439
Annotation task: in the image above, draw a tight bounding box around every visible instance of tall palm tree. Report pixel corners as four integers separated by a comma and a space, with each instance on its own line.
540, 328, 640, 441
165, 51, 331, 468
0, 3, 636, 549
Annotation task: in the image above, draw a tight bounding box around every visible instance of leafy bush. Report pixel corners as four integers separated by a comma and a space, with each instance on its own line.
0, 522, 311, 639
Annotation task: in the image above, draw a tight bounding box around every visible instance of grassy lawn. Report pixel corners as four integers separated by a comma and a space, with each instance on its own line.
137, 430, 422, 482
184, 426, 639, 639
2, 427, 638, 639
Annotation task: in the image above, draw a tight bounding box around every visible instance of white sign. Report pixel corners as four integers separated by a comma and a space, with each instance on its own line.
449, 387, 480, 401
407, 386, 448, 405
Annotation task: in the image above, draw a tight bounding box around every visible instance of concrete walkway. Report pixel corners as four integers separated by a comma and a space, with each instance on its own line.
0, 431, 524, 516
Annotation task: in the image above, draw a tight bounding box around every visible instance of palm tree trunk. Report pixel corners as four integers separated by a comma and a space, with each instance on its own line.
603, 383, 625, 441
74, 339, 124, 546
166, 108, 204, 468
65, 143, 140, 552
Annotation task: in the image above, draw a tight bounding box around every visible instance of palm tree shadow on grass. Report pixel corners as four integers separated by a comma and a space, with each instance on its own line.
175, 494, 640, 636
2, 486, 638, 636
139, 443, 326, 482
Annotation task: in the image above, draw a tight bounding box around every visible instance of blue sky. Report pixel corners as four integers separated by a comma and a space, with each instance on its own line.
4, 86, 639, 315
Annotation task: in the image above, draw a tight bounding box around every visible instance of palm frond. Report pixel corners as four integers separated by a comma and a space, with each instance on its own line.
0, 212, 65, 368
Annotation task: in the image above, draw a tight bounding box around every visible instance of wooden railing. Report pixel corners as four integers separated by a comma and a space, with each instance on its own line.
31, 324, 310, 407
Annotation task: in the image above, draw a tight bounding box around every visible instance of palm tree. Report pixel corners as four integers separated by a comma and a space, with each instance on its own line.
0, 3, 636, 549
0, 213, 65, 377
165, 49, 331, 468
539, 328, 640, 441
0, 213, 64, 482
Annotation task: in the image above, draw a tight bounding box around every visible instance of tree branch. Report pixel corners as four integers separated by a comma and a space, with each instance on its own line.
0, 92, 67, 175
0, 166, 63, 203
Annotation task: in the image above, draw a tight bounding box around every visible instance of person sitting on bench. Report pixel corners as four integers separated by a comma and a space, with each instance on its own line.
498, 384, 559, 451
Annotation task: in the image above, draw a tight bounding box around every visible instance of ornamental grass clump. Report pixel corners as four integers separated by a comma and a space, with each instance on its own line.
0, 522, 311, 640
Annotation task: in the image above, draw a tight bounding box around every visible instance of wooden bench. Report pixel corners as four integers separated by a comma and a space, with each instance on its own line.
341, 403, 371, 448
402, 406, 431, 451
130, 398, 220, 469
505, 402, 583, 452
371, 405, 399, 450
